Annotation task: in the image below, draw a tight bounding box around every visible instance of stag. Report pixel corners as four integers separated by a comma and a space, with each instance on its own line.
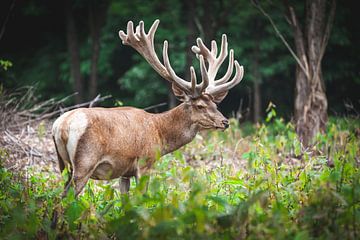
52, 20, 244, 196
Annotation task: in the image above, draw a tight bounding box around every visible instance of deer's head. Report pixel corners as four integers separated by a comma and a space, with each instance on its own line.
119, 20, 244, 130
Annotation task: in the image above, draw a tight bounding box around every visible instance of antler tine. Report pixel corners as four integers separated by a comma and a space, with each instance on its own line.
119, 20, 170, 81
211, 40, 218, 58
215, 49, 234, 85
190, 66, 197, 94
207, 61, 244, 96
138, 21, 146, 38
127, 21, 137, 41
163, 41, 192, 93
209, 34, 228, 84
214, 34, 228, 72
193, 38, 212, 60
199, 55, 209, 93
148, 19, 159, 40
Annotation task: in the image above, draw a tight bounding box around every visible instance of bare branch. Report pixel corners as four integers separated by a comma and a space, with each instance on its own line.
311, 0, 336, 88
0, 0, 15, 42
253, 1, 310, 78
0, 88, 111, 131
143, 102, 167, 111
317, 0, 337, 72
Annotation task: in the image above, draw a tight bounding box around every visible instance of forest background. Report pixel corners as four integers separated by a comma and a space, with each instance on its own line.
1, 0, 358, 125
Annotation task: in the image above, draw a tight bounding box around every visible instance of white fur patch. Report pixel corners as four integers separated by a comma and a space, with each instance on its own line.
67, 111, 88, 163
52, 111, 73, 166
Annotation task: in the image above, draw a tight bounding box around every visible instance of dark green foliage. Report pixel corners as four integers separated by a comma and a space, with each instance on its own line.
1, 117, 359, 239
0, 0, 359, 116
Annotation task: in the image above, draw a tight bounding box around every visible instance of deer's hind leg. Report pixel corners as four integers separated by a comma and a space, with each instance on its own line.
52, 136, 74, 197
72, 153, 101, 197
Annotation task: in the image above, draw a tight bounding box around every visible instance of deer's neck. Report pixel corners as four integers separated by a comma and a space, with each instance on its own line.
153, 103, 198, 155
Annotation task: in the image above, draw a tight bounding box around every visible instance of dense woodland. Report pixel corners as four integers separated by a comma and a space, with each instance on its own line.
0, 0, 360, 239
1, 1, 359, 116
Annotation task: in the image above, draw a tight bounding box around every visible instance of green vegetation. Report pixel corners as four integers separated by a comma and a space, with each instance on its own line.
1, 1, 359, 116
1, 115, 359, 239
0, 59, 12, 71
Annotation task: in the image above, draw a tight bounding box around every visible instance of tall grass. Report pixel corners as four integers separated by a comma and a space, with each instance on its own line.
0, 116, 359, 239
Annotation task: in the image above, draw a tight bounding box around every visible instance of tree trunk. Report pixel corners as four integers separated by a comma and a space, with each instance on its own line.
201, 0, 215, 45
170, 0, 197, 109
88, 1, 108, 99
294, 66, 308, 122
256, 0, 335, 146
184, 0, 196, 81
65, 0, 83, 104
294, 0, 330, 146
252, 22, 262, 123
282, 0, 335, 146
252, 53, 261, 123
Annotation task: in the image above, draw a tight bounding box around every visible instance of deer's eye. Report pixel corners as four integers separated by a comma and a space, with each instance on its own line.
197, 104, 206, 109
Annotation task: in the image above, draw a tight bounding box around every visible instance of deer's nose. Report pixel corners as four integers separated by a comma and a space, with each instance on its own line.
222, 119, 229, 129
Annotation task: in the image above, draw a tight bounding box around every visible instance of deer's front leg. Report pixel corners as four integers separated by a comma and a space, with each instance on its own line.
119, 160, 145, 193
119, 177, 130, 193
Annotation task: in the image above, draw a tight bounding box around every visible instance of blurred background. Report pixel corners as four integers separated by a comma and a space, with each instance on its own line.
0, 0, 359, 122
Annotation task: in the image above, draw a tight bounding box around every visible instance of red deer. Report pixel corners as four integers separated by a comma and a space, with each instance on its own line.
52, 20, 244, 196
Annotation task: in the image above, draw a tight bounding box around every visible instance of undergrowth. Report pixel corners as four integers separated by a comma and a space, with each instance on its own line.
0, 116, 359, 239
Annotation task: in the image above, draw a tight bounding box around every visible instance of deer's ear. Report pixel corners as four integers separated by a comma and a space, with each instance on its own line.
172, 83, 189, 102
210, 91, 228, 104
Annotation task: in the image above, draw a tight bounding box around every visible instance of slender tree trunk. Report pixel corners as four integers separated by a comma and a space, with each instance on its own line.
181, 0, 197, 109
293, 0, 332, 146
168, 0, 197, 109
291, 3, 309, 123
65, 0, 83, 104
88, 1, 108, 99
294, 66, 308, 122
252, 56, 262, 123
252, 22, 262, 123
201, 0, 215, 45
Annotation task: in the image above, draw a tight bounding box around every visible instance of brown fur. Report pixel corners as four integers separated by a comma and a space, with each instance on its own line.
53, 95, 228, 196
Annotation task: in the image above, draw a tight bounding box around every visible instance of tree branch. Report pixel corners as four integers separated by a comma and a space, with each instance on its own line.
8, 94, 112, 129
311, 0, 336, 88
253, 1, 309, 78
318, 0, 336, 71
0, 0, 15, 42
144, 102, 167, 111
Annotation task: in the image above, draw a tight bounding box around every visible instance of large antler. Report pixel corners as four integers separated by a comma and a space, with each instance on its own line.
191, 34, 244, 96
119, 20, 205, 97
119, 19, 243, 99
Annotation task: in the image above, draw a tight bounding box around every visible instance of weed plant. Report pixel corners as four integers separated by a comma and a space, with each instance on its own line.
0, 114, 359, 239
